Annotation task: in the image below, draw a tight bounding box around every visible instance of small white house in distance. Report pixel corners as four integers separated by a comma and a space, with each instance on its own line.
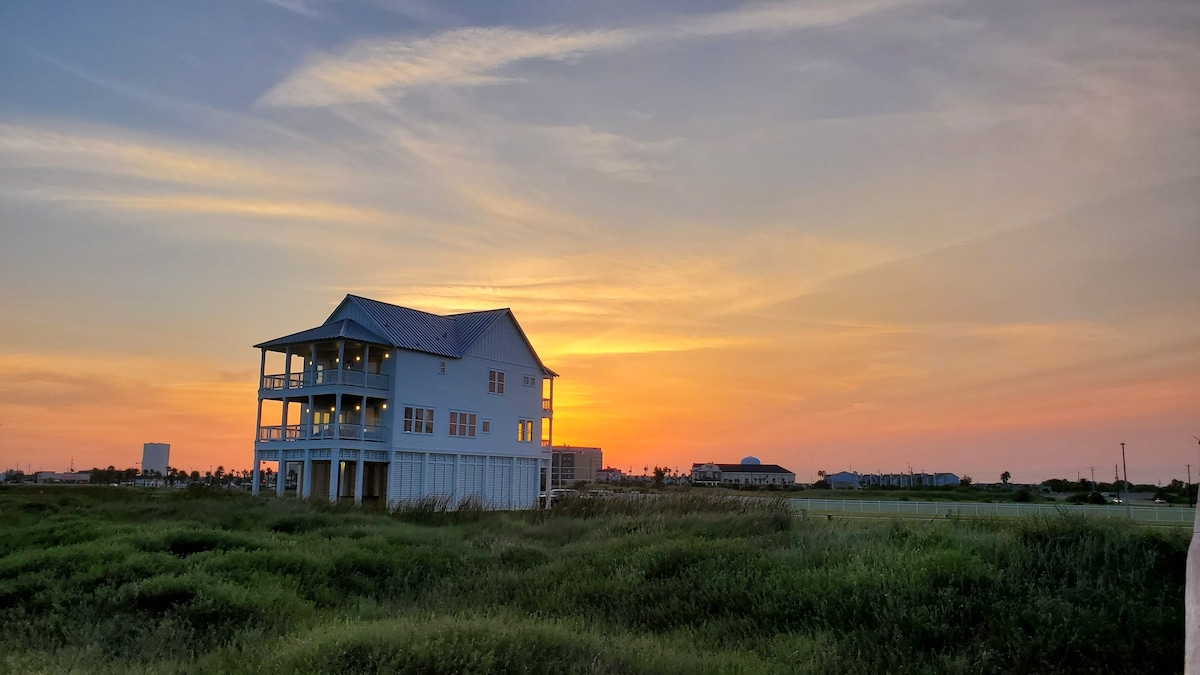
691, 456, 796, 486
824, 471, 862, 489
251, 295, 557, 510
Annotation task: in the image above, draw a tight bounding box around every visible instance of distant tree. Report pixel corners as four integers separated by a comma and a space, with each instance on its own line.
190, 470, 200, 483
1001, 471, 1011, 485
1013, 487, 1034, 503
812, 479, 831, 490
959, 475, 973, 487
215, 466, 225, 483
1170, 478, 1185, 490
652, 466, 666, 488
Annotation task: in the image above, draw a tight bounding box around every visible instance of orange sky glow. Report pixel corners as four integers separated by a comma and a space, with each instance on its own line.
1, 0, 1198, 484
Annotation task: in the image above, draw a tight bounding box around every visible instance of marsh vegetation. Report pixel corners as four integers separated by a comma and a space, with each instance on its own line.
0, 486, 1184, 674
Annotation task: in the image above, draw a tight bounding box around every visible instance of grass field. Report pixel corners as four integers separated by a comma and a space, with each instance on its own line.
0, 486, 1186, 674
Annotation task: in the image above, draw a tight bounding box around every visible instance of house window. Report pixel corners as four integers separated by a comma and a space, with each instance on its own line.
403, 407, 434, 434
439, 361, 446, 375
488, 370, 505, 394
449, 411, 477, 438
522, 375, 536, 387
518, 419, 534, 442
481, 420, 491, 434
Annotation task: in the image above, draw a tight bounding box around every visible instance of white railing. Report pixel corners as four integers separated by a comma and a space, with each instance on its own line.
788, 498, 1196, 525
258, 425, 303, 442
542, 398, 553, 412
257, 424, 386, 443
260, 370, 388, 391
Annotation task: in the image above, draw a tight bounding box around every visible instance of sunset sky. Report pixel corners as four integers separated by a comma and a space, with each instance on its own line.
1, 0, 1198, 484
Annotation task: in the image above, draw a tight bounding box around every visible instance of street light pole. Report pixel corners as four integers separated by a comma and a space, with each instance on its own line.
1121, 442, 1130, 518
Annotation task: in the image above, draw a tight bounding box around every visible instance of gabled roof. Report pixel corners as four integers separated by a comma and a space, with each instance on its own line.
255, 295, 557, 376
253, 319, 390, 349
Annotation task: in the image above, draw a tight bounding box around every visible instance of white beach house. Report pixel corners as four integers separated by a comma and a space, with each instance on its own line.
251, 295, 557, 509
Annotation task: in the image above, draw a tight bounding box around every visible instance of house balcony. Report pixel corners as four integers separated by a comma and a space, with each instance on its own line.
542, 398, 553, 416
260, 369, 388, 393
257, 423, 388, 444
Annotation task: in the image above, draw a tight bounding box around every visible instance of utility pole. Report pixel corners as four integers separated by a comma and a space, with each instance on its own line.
1120, 442, 1130, 518
1090, 467, 1095, 485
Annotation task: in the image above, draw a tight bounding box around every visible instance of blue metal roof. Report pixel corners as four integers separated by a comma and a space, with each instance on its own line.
254, 319, 390, 349
255, 295, 557, 376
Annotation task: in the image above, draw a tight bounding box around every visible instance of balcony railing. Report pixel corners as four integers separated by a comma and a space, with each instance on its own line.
258, 424, 387, 443
541, 439, 552, 448
542, 398, 553, 412
259, 425, 304, 442
260, 370, 388, 392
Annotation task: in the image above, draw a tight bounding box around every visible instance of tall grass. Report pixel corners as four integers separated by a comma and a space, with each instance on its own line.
0, 486, 1185, 674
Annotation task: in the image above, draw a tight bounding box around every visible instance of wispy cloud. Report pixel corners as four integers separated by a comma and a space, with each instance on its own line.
1, 123, 272, 188
259, 0, 930, 107
0, 121, 335, 190
262, 0, 323, 18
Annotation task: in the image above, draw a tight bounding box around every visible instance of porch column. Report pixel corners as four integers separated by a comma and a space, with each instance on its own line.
302, 451, 313, 498
280, 395, 288, 436
360, 394, 368, 441
337, 340, 345, 382
283, 346, 292, 390
354, 455, 365, 504
544, 457, 552, 509
277, 457, 286, 496
329, 449, 341, 502
258, 348, 266, 389
335, 391, 342, 446
251, 458, 260, 496
306, 396, 314, 440
254, 399, 263, 442
309, 344, 317, 385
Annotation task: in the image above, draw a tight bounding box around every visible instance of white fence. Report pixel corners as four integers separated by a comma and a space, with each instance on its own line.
789, 498, 1195, 526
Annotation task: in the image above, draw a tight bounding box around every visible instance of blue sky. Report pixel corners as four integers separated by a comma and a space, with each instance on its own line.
1, 0, 1198, 482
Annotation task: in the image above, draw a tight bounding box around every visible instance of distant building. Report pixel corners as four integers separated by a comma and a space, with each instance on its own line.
596, 467, 625, 482
824, 471, 861, 489
142, 443, 170, 476
551, 446, 602, 487
845, 471, 961, 488
35, 471, 91, 484
691, 457, 796, 486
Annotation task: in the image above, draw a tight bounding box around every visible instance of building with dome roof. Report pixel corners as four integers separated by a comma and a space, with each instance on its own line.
691, 459, 795, 486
